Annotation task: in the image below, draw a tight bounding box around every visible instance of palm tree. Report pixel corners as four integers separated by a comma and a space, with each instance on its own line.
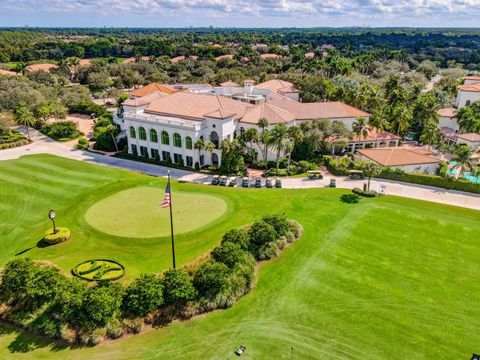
67, 57, 80, 81
13, 62, 28, 76
451, 145, 477, 178
14, 106, 36, 140
389, 105, 413, 135
362, 162, 382, 191
205, 141, 216, 166
256, 117, 272, 172
352, 117, 370, 140
419, 120, 440, 148
286, 125, 303, 171
194, 139, 205, 166
270, 124, 288, 174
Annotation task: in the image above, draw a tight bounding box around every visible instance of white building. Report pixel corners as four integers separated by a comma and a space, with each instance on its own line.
119, 80, 371, 168
456, 76, 480, 108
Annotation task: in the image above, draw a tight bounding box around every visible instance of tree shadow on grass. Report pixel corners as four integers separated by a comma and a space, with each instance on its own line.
340, 194, 361, 204
15, 238, 53, 256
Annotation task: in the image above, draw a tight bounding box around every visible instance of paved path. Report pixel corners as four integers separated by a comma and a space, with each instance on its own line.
2, 127, 479, 211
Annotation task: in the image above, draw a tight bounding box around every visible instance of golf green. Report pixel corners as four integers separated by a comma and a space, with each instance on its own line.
84, 187, 228, 238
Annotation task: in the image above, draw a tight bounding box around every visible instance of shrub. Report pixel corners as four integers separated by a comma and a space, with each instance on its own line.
0, 258, 36, 303
124, 318, 143, 334
211, 242, 245, 269
43, 227, 70, 245
221, 228, 250, 250
78, 283, 124, 331
256, 242, 280, 261
28, 313, 60, 338
193, 261, 231, 299
352, 187, 378, 197
75, 137, 89, 149
248, 220, 278, 247
67, 99, 109, 117
261, 214, 290, 237
162, 269, 197, 306
122, 274, 163, 317
106, 319, 124, 339
41, 121, 83, 141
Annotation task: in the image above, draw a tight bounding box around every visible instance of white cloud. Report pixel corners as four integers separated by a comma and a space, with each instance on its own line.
1, 0, 480, 25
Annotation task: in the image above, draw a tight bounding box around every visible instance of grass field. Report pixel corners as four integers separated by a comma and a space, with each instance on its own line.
0, 154, 480, 359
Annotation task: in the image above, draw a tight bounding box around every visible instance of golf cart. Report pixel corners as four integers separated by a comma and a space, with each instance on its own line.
235, 345, 246, 356
255, 178, 262, 188
266, 178, 273, 188
275, 178, 282, 188
242, 177, 249, 188
307, 170, 323, 179
219, 176, 227, 186
228, 177, 237, 187
211, 175, 220, 185
348, 170, 365, 180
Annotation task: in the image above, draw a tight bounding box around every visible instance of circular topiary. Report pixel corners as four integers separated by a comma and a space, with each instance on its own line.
72, 259, 125, 282
43, 227, 71, 245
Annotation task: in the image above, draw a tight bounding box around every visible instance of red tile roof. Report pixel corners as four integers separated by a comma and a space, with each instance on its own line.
358, 147, 439, 166
438, 107, 457, 118
26, 63, 58, 73
131, 83, 176, 97
459, 83, 480, 92
0, 69, 20, 76
220, 80, 240, 87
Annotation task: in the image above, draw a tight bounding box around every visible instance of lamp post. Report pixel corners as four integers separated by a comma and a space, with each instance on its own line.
48, 209, 57, 234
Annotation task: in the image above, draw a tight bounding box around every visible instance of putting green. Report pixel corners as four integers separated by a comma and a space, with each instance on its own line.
85, 187, 228, 238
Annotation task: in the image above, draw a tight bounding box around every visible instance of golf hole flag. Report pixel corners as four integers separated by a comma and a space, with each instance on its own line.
161, 181, 171, 208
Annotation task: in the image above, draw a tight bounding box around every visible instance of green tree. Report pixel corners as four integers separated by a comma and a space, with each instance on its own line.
162, 269, 197, 306
193, 260, 230, 299
221, 228, 250, 250
457, 102, 480, 133
219, 138, 244, 175
212, 242, 246, 269
15, 105, 36, 139
352, 116, 370, 139
122, 274, 164, 317
451, 145, 478, 178
270, 123, 288, 174
248, 220, 277, 247
79, 283, 124, 330
204, 141, 216, 166
362, 162, 382, 191
194, 139, 205, 167
419, 120, 440, 148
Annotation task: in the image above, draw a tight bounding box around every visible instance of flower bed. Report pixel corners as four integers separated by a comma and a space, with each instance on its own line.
43, 227, 71, 245
72, 259, 125, 281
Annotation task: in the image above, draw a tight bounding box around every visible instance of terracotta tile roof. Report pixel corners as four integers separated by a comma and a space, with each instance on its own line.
438, 107, 457, 117
123, 91, 169, 107
26, 63, 58, 73
145, 92, 253, 121
269, 98, 371, 119
459, 83, 480, 92
171, 56, 185, 63
321, 44, 336, 50
123, 56, 150, 64
78, 59, 92, 67
255, 79, 294, 92
0, 69, 20, 76
131, 83, 176, 97
215, 54, 234, 61
457, 133, 480, 142
350, 128, 400, 142
305, 52, 315, 59
465, 75, 480, 81
358, 147, 439, 166
240, 103, 296, 125
260, 53, 282, 59
220, 80, 240, 87
204, 109, 236, 119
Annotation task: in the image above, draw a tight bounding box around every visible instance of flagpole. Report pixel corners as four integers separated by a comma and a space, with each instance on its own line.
168, 171, 176, 269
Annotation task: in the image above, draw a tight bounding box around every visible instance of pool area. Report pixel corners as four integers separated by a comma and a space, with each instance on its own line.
448, 162, 480, 183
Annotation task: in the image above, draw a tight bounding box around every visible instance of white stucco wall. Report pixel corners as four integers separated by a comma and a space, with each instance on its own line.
456, 90, 480, 108
438, 116, 459, 131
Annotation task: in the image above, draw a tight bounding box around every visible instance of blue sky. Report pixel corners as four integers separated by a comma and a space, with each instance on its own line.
0, 0, 479, 28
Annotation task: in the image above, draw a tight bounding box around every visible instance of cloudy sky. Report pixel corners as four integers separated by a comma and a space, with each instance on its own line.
0, 0, 479, 27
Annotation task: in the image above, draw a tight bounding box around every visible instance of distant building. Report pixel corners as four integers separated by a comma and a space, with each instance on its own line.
456, 76, 480, 108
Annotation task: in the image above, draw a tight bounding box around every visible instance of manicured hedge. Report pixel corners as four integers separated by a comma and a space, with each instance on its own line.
43, 227, 70, 244
352, 187, 378, 197
0, 138, 30, 150
377, 171, 480, 195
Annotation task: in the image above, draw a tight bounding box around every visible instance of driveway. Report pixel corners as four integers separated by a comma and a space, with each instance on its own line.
2, 127, 479, 211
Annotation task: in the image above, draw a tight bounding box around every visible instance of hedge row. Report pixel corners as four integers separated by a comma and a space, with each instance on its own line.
377, 171, 480, 195
0, 214, 302, 346
0, 138, 30, 150
352, 187, 378, 197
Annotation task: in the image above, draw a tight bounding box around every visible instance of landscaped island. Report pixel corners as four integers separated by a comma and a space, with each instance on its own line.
0, 155, 479, 359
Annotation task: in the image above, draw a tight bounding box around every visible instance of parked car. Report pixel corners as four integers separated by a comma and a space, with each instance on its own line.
211, 175, 220, 185
275, 178, 282, 188
266, 179, 273, 188
219, 176, 227, 186
228, 177, 237, 187
330, 178, 336, 188
255, 178, 262, 188
242, 177, 249, 188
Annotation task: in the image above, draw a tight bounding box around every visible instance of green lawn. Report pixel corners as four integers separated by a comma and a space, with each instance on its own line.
0, 154, 479, 359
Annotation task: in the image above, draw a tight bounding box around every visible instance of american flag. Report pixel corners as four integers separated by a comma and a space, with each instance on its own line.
161, 181, 171, 208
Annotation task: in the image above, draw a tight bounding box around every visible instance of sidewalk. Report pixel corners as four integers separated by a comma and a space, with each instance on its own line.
2, 127, 479, 211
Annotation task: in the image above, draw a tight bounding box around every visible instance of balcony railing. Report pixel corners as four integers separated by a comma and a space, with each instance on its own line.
124, 112, 203, 131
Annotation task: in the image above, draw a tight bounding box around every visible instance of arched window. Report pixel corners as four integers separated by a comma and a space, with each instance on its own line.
466, 100, 471, 106
129, 126, 136, 138
139, 127, 146, 140
185, 136, 193, 149
210, 131, 219, 148
212, 153, 219, 167
161, 131, 169, 145
150, 129, 158, 143
173, 133, 182, 147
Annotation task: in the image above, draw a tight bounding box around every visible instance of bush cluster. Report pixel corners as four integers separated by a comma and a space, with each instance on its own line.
0, 215, 302, 345
43, 227, 71, 244
352, 187, 378, 197
41, 121, 83, 141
